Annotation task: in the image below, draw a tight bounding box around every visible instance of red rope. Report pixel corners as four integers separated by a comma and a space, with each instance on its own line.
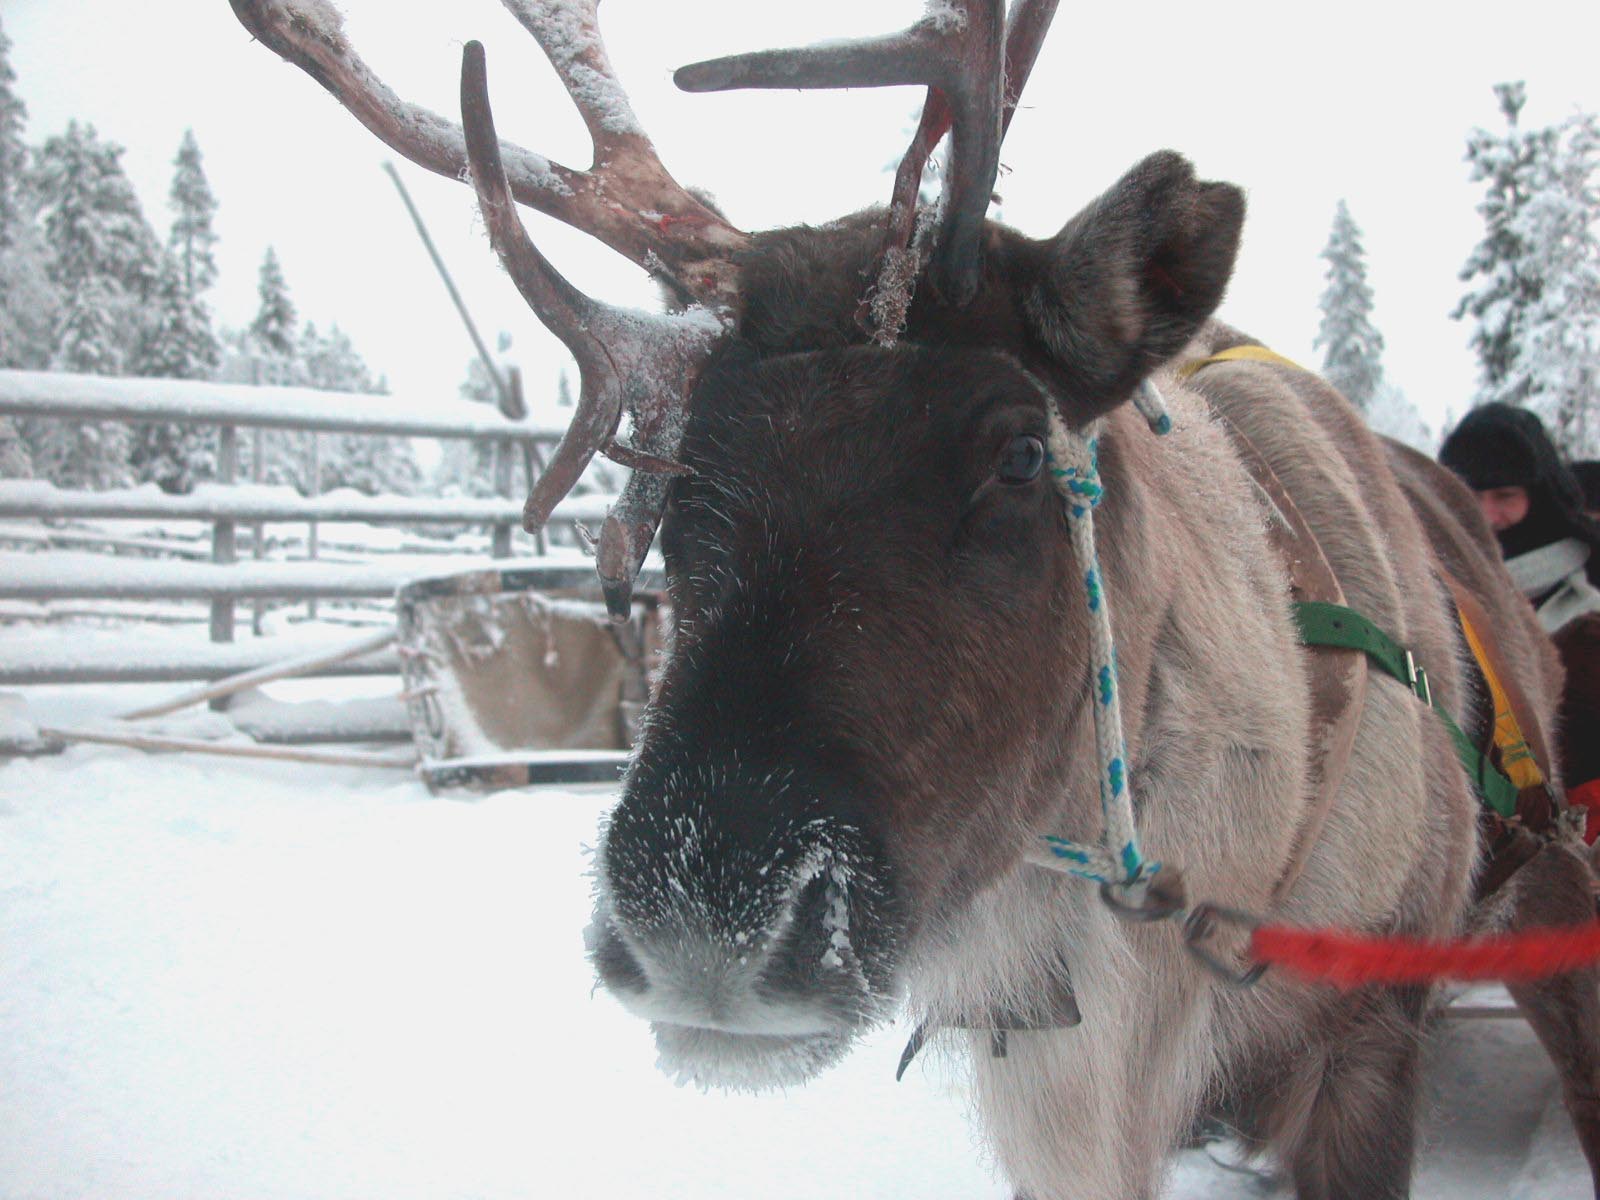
1249, 921, 1600, 989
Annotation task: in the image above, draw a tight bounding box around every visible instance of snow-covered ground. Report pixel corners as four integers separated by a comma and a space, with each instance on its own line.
1, 680, 1593, 1198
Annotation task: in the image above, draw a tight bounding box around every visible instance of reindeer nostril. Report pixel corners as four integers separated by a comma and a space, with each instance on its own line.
589, 919, 649, 995
757, 871, 852, 997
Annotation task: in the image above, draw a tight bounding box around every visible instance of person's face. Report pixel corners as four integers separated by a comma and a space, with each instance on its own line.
1476, 485, 1531, 532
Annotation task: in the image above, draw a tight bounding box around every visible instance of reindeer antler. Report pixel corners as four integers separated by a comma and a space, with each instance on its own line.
232, 0, 753, 616
231, 0, 747, 307
459, 41, 725, 617
232, 1, 1062, 614
675, 1, 1060, 314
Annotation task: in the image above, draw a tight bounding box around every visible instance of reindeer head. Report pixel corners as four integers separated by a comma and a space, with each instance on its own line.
235, 0, 1243, 1089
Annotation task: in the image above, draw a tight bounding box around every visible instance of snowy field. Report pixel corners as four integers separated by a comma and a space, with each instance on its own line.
2, 678, 1594, 1199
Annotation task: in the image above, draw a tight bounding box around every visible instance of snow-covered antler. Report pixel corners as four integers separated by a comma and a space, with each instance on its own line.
230, 0, 747, 305
459, 41, 725, 617
232, 1, 1063, 610
675, 0, 1060, 320
231, 0, 750, 616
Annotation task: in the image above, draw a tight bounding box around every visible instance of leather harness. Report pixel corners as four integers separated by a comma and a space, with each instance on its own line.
1187, 348, 1567, 891
898, 349, 1562, 1072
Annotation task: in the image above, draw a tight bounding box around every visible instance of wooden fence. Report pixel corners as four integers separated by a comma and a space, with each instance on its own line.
0, 369, 616, 686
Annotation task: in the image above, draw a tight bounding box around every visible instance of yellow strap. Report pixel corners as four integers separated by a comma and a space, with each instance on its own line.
1175, 343, 1309, 381
1458, 606, 1547, 790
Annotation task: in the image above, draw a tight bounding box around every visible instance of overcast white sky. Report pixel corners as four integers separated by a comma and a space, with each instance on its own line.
7, 1, 1600, 438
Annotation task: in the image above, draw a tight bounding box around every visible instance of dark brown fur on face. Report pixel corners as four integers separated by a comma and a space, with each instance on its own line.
588, 151, 1593, 1199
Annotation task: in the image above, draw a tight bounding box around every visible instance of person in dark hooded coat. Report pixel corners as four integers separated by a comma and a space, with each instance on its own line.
1440, 403, 1600, 833
1572, 461, 1600, 517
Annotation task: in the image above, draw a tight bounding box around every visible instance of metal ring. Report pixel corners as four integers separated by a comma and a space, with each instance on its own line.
1099, 872, 1186, 924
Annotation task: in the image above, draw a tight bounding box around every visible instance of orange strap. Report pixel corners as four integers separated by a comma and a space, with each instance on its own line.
1457, 605, 1548, 793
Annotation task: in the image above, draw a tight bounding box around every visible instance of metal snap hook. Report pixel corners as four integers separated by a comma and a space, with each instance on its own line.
1183, 902, 1268, 988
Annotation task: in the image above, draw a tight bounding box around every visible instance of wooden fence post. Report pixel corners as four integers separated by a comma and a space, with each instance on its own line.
252, 426, 266, 635
492, 437, 513, 559
210, 424, 237, 643
307, 431, 321, 619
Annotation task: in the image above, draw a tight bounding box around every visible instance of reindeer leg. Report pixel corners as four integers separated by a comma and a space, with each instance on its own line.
1500, 842, 1600, 1195
1265, 985, 1428, 1200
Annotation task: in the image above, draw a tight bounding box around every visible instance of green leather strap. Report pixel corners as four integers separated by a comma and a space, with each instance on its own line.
1292, 601, 1518, 819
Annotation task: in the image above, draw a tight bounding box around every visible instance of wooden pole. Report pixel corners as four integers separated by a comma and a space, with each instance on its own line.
381, 161, 519, 418
39, 724, 417, 770
210, 425, 238, 643
252, 422, 266, 635
492, 436, 513, 559
307, 431, 321, 620
119, 627, 397, 721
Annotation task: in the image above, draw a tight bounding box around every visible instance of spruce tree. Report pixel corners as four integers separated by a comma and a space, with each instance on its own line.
239, 248, 306, 487
36, 279, 134, 488
0, 18, 59, 385
34, 121, 161, 307
29, 122, 163, 487
1510, 112, 1600, 454
1454, 83, 1547, 407
52, 278, 123, 376
125, 134, 226, 492
0, 219, 59, 371
249, 246, 297, 367
167, 129, 218, 295
299, 323, 418, 496
0, 16, 28, 249
436, 334, 525, 499
1455, 83, 1600, 454
129, 256, 221, 491
1314, 200, 1386, 412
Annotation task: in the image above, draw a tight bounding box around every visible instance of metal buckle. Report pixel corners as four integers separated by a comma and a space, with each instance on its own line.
1405, 650, 1432, 707
1182, 902, 1268, 988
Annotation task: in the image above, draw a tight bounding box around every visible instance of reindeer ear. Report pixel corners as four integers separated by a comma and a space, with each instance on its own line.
1020, 151, 1244, 412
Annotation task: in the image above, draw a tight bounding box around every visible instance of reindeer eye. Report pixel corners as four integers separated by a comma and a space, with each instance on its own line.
997, 434, 1045, 484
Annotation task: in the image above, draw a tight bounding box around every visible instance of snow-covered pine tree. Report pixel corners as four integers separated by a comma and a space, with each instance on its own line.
1454, 83, 1551, 408
299, 323, 418, 496
129, 254, 221, 491
0, 27, 54, 371
0, 16, 52, 478
433, 332, 528, 499
0, 16, 26, 250
167, 129, 218, 296
34, 122, 161, 316
238, 246, 309, 487
34, 278, 134, 487
1365, 381, 1433, 452
249, 246, 297, 373
1314, 200, 1386, 412
125, 134, 227, 492
0, 217, 59, 373
52, 276, 122, 376
1456, 84, 1600, 454
28, 122, 164, 487
1509, 110, 1600, 455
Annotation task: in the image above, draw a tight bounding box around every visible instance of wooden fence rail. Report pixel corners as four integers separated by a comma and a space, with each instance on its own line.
0, 480, 611, 526
0, 370, 610, 665
0, 369, 566, 441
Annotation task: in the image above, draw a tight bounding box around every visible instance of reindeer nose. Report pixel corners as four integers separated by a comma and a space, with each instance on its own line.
588, 847, 876, 1036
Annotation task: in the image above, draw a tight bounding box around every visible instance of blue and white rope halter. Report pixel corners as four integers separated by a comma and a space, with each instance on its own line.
1026, 378, 1171, 892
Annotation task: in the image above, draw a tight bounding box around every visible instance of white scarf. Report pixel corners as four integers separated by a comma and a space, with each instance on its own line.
1505, 537, 1600, 634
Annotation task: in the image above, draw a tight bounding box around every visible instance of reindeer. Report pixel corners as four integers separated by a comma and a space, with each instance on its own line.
232, 2, 1600, 1195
